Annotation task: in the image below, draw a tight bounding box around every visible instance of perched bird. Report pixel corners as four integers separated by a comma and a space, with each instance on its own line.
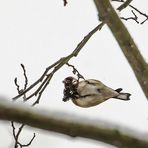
62, 77, 131, 108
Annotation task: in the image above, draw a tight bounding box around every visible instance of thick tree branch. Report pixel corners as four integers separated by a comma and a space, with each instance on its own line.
0, 100, 148, 148
94, 0, 148, 98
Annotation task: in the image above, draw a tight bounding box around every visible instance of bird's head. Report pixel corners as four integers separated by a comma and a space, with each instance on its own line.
62, 77, 79, 102
62, 77, 77, 86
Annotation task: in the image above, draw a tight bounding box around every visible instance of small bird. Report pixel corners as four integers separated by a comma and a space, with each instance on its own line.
62, 77, 131, 108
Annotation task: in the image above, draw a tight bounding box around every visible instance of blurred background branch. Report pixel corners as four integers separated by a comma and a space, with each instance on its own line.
0, 100, 148, 148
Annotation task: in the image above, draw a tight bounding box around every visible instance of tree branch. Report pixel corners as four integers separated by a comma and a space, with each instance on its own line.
0, 100, 148, 148
94, 0, 148, 98
117, 0, 133, 11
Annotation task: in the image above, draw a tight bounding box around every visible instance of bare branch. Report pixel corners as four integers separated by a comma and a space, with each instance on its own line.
14, 78, 20, 94
129, 5, 148, 24
21, 133, 36, 147
117, 0, 133, 11
11, 122, 26, 148
0, 100, 148, 148
32, 73, 53, 106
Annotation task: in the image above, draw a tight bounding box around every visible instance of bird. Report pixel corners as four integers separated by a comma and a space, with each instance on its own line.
62, 76, 131, 108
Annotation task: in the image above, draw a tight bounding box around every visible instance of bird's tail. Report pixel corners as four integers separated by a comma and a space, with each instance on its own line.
114, 88, 131, 101
115, 93, 131, 100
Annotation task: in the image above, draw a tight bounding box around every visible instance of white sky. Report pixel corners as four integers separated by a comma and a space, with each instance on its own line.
0, 0, 148, 147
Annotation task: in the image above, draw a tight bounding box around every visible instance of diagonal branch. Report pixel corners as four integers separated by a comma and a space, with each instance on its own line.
0, 100, 148, 148
117, 0, 133, 11
94, 0, 148, 98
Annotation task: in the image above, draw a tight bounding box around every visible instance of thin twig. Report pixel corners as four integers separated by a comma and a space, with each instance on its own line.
11, 122, 26, 148
11, 122, 17, 147
129, 5, 148, 24
12, 59, 62, 100
24, 75, 50, 101
21, 64, 28, 90
121, 10, 139, 23
15, 124, 25, 140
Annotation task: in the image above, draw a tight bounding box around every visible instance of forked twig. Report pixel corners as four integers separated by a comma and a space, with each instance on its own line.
129, 5, 148, 24
11, 64, 36, 148
112, 0, 148, 24
121, 10, 139, 23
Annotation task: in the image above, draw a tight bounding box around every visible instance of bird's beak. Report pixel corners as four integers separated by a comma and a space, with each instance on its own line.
63, 97, 70, 102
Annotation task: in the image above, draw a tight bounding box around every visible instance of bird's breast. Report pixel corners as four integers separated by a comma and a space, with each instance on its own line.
72, 95, 107, 108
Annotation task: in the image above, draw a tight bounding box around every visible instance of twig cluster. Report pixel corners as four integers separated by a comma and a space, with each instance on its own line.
129, 4, 148, 24
11, 122, 35, 148
12, 64, 35, 148
121, 10, 139, 24
112, 0, 148, 24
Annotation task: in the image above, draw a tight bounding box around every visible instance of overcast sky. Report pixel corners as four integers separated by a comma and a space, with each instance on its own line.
0, 0, 148, 148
